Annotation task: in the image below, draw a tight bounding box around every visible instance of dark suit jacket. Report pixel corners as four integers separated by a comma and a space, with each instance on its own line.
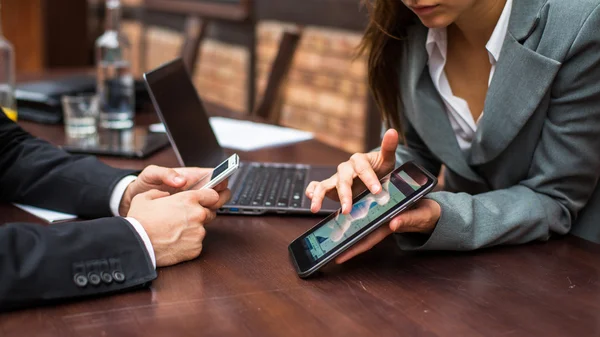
0, 111, 156, 311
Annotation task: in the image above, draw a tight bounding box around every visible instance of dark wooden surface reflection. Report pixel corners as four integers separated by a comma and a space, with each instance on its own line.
1, 100, 600, 337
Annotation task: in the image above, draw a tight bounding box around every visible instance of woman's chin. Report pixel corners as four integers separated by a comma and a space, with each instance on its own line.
417, 15, 453, 29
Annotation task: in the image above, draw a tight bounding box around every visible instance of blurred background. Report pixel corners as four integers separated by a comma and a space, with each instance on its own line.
2, 0, 381, 153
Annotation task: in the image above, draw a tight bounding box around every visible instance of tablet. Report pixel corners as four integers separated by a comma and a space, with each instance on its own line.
61, 126, 170, 159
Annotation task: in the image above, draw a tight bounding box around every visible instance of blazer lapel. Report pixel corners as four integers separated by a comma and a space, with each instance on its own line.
469, 0, 561, 165
402, 25, 485, 183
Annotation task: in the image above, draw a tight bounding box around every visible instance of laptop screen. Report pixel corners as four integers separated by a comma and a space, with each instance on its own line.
143, 59, 226, 168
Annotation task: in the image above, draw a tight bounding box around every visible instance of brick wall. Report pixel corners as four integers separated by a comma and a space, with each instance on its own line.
144, 26, 184, 72
121, 21, 143, 76
124, 21, 248, 114
122, 20, 369, 153
257, 22, 368, 154
193, 40, 248, 114
121, 22, 183, 76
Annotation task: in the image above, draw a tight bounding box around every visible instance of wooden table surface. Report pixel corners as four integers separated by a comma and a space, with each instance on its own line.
1, 99, 600, 337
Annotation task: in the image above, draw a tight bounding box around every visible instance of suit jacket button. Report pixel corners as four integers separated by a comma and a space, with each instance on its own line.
113, 271, 125, 283
88, 273, 101, 286
74, 273, 88, 288
101, 272, 113, 284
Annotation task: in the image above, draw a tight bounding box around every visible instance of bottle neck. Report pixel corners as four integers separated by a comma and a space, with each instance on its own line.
104, 0, 122, 32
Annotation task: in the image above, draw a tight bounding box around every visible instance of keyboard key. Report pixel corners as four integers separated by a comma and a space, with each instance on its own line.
265, 167, 284, 207
276, 168, 296, 207
290, 169, 307, 208
252, 167, 273, 206
246, 168, 266, 205
237, 167, 259, 206
230, 167, 252, 205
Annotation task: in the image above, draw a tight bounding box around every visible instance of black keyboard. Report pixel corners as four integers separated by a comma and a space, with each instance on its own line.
230, 164, 308, 209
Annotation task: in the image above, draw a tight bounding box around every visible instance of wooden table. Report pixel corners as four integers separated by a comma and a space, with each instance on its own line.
1, 107, 600, 337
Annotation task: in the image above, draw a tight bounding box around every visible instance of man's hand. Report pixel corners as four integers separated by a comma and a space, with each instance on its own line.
119, 166, 228, 216
127, 187, 231, 267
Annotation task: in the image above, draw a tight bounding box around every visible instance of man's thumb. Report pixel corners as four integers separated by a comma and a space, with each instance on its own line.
142, 189, 171, 200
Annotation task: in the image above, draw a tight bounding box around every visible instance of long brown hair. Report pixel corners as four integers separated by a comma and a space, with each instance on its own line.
358, 0, 416, 132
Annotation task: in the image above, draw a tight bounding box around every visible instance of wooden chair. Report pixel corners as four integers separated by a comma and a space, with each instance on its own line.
253, 28, 303, 123
253, 27, 383, 152
140, 14, 209, 74
179, 15, 209, 74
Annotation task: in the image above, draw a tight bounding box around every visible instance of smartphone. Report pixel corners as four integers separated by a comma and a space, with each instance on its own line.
288, 161, 437, 278
190, 154, 240, 190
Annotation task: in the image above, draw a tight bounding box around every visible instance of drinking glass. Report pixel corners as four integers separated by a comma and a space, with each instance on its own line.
62, 94, 99, 138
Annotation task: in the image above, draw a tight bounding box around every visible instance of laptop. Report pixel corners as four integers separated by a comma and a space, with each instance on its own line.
143, 58, 339, 215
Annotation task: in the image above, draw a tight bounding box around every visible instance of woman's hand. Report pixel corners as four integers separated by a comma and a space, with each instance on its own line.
335, 199, 441, 264
306, 129, 400, 214
305, 128, 441, 263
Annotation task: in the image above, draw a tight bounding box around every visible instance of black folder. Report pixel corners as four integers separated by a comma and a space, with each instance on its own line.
16, 74, 150, 124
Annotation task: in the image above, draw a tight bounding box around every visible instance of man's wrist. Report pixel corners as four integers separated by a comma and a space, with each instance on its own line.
119, 185, 135, 216
110, 175, 138, 216
124, 217, 156, 269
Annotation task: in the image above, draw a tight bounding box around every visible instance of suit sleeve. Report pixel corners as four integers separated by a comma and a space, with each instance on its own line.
0, 217, 157, 311
0, 112, 134, 219
0, 110, 156, 310
396, 6, 600, 251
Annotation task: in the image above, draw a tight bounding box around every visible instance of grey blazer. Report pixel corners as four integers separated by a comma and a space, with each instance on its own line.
391, 0, 600, 250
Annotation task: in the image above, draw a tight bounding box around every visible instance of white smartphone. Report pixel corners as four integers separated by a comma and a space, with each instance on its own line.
189, 154, 240, 190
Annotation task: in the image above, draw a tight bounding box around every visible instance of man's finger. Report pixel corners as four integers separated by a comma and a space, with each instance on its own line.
144, 165, 186, 187
211, 189, 232, 209
174, 167, 211, 179
204, 210, 217, 223
142, 189, 171, 200
213, 179, 229, 192
184, 188, 220, 207
173, 167, 214, 190
335, 225, 393, 264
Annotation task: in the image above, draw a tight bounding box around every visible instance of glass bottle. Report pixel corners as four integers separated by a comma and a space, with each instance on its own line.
95, 0, 134, 129
0, 2, 17, 122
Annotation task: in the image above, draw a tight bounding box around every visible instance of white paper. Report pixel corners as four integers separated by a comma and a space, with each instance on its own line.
13, 203, 77, 223
149, 123, 166, 133
150, 117, 314, 151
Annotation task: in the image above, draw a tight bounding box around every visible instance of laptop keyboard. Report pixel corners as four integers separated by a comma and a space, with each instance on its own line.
230, 164, 308, 209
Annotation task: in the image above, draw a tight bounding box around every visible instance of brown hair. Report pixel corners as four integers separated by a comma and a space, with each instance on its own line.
358, 0, 416, 132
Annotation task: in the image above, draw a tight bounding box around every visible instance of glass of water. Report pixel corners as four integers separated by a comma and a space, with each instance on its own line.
62, 94, 99, 138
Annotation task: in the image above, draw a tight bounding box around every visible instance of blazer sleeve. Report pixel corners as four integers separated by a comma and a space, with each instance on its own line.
0, 217, 157, 311
396, 6, 600, 251
0, 112, 134, 219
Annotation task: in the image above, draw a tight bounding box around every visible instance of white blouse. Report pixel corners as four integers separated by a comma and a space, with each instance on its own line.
425, 0, 513, 151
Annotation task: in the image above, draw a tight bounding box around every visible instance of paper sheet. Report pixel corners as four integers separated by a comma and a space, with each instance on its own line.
13, 203, 77, 223
150, 117, 314, 151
